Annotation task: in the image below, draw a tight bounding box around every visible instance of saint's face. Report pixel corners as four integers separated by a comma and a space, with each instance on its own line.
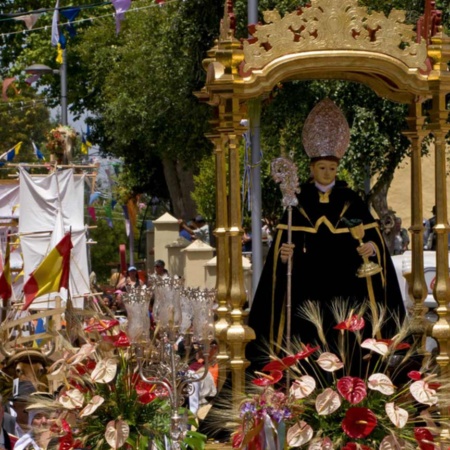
311, 159, 338, 185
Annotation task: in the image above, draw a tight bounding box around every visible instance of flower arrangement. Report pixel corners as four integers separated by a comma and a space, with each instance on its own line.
45, 125, 78, 156
232, 303, 448, 450
28, 318, 206, 450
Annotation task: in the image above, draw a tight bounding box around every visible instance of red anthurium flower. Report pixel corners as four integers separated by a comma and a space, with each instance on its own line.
337, 376, 367, 404
408, 371, 422, 381
102, 330, 131, 347
414, 427, 435, 450
138, 391, 157, 404
84, 319, 120, 332
295, 344, 320, 360
61, 419, 71, 433
252, 370, 283, 386
428, 382, 441, 390
342, 407, 377, 438
378, 338, 411, 351
232, 428, 244, 448
262, 355, 298, 371
342, 443, 374, 450
334, 315, 365, 332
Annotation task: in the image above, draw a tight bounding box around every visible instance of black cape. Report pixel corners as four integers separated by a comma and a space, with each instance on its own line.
246, 181, 406, 372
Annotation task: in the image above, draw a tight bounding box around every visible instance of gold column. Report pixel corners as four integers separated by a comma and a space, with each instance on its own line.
226, 98, 255, 402
426, 28, 450, 447
402, 101, 428, 353
206, 126, 231, 390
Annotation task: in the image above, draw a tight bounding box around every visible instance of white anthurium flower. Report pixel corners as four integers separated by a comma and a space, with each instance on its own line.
91, 358, 118, 384
290, 375, 316, 399
368, 373, 396, 395
105, 419, 130, 449
287, 421, 314, 447
79, 395, 105, 417
379, 434, 406, 449
315, 388, 341, 416
385, 402, 409, 428
410, 380, 438, 405
308, 437, 334, 449
59, 388, 85, 409
316, 352, 344, 372
361, 338, 389, 356
67, 343, 97, 365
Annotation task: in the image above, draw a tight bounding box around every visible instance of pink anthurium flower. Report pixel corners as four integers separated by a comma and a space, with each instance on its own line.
385, 402, 409, 428
361, 338, 389, 356
316, 352, 344, 372
290, 375, 316, 399
368, 373, 395, 395
287, 421, 314, 447
337, 376, 367, 404
334, 314, 365, 332
410, 380, 438, 406
315, 387, 341, 416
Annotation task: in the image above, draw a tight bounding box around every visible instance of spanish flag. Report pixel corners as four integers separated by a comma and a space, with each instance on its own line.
22, 233, 73, 311
0, 238, 12, 303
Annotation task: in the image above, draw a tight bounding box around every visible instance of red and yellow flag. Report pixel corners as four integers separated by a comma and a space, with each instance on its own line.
0, 237, 12, 303
23, 233, 73, 311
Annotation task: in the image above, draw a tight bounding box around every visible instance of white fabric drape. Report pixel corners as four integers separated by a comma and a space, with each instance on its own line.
19, 168, 90, 308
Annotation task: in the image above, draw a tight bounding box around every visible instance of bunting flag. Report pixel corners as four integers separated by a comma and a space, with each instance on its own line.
81, 125, 92, 154
51, 0, 60, 46
89, 191, 101, 205
2, 77, 19, 101
122, 204, 130, 236
13, 13, 42, 30
34, 318, 46, 347
0, 142, 22, 166
111, 0, 131, 35
61, 7, 81, 38
104, 203, 113, 228
31, 141, 45, 160
0, 238, 12, 304
88, 206, 97, 222
22, 232, 73, 311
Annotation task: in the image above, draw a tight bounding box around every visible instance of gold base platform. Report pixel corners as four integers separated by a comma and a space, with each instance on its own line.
206, 442, 232, 449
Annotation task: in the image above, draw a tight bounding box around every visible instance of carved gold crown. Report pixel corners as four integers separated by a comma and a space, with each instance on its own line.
302, 98, 350, 160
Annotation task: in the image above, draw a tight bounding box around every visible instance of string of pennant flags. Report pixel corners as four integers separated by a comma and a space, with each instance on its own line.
0, 126, 93, 165
0, 0, 179, 39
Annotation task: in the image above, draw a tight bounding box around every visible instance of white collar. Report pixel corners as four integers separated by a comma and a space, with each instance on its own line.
315, 181, 335, 193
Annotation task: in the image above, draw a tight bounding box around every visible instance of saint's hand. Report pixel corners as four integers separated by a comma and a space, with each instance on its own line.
357, 242, 375, 258
280, 243, 295, 263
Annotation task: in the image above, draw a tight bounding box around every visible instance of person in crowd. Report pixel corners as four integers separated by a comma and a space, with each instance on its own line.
246, 98, 406, 374
124, 266, 144, 289
241, 224, 252, 254
111, 290, 127, 316
152, 260, 169, 278
0, 394, 18, 449
193, 215, 210, 244
179, 219, 196, 242
392, 216, 410, 255
425, 205, 437, 250
14, 403, 52, 450
178, 216, 210, 245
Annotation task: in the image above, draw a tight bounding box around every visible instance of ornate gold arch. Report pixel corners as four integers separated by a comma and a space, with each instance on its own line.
196, 0, 450, 443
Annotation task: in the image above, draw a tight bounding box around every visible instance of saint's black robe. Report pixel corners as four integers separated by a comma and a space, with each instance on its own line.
246, 181, 406, 373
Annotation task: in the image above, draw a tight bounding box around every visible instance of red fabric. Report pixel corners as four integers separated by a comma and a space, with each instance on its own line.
9, 433, 18, 449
